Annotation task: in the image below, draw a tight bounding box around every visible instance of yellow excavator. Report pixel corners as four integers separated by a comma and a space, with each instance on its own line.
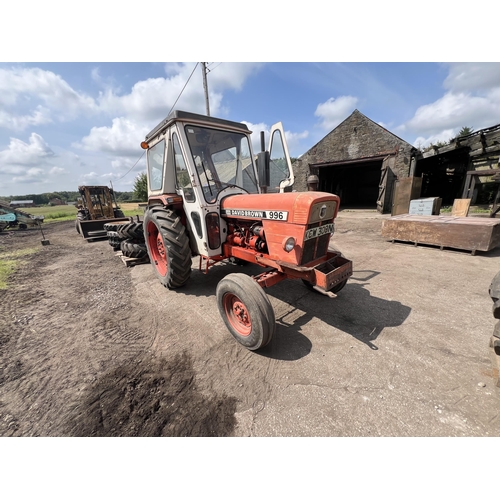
75, 186, 130, 239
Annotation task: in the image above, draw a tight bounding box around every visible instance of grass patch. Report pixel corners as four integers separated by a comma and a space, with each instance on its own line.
22, 203, 144, 224
0, 248, 39, 289
28, 205, 77, 217
24, 205, 77, 224
121, 203, 144, 218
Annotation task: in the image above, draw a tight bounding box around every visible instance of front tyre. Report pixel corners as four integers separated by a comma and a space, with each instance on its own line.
143, 206, 192, 289
216, 273, 275, 350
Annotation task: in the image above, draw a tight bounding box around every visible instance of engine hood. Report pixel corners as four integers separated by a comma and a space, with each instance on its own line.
220, 192, 340, 225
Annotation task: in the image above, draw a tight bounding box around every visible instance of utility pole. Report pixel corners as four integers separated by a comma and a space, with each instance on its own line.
201, 62, 210, 116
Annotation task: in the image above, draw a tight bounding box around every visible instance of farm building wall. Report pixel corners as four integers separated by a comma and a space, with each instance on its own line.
292, 110, 416, 212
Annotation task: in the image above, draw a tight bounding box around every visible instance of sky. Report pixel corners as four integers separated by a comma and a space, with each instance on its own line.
2, 61, 500, 197
1, 5, 499, 197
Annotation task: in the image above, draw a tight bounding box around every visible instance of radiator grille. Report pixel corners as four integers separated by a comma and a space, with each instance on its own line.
300, 220, 333, 265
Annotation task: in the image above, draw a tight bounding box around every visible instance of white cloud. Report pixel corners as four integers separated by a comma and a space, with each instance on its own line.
97, 63, 262, 123
98, 73, 213, 122
241, 121, 269, 153
81, 171, 101, 181
207, 63, 263, 92
110, 156, 146, 173
0, 133, 54, 166
413, 129, 456, 148
49, 166, 66, 175
12, 167, 46, 184
0, 67, 97, 130
241, 121, 308, 158
285, 130, 309, 156
76, 64, 263, 158
0, 133, 88, 194
91, 67, 102, 85
0, 105, 52, 130
405, 92, 499, 136
444, 63, 500, 92
0, 63, 263, 194
401, 63, 500, 146
314, 96, 359, 130
76, 117, 149, 156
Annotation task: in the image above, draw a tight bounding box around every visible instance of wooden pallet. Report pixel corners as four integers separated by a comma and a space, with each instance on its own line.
382, 215, 500, 255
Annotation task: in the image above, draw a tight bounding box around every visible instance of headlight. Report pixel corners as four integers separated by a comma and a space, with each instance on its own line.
282, 236, 296, 253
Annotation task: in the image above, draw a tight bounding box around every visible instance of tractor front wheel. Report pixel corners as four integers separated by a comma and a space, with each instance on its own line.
143, 206, 192, 289
216, 273, 275, 350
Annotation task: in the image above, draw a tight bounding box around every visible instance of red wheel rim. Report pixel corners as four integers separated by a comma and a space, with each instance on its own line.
147, 221, 167, 276
223, 293, 252, 336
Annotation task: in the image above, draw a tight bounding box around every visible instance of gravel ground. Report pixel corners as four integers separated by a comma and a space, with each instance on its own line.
0, 212, 499, 438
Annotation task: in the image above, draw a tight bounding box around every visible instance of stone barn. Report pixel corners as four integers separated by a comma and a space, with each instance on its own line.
293, 110, 418, 213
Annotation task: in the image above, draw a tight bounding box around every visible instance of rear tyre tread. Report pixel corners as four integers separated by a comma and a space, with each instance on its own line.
117, 222, 144, 241
120, 239, 148, 259
144, 207, 192, 289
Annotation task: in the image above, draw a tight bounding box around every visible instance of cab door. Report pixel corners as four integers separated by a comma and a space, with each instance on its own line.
267, 122, 295, 193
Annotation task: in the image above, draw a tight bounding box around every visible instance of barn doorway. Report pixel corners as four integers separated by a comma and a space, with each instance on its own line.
414, 148, 469, 206
316, 159, 385, 209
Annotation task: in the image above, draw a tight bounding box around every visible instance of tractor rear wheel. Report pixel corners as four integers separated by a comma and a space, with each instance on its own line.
143, 206, 192, 289
216, 273, 275, 350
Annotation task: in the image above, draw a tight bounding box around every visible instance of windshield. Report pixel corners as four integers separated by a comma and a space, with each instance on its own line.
184, 125, 259, 203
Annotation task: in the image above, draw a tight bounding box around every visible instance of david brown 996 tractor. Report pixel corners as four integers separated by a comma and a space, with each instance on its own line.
141, 110, 352, 350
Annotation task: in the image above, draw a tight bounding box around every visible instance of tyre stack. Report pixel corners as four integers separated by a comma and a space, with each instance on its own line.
104, 222, 126, 250
107, 221, 148, 260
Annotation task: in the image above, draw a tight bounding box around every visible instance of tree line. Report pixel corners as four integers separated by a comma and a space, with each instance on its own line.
422, 126, 475, 152
0, 190, 137, 205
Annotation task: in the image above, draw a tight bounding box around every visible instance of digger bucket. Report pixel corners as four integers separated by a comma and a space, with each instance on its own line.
78, 217, 131, 240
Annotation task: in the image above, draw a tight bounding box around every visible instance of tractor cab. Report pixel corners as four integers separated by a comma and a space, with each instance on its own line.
142, 110, 294, 258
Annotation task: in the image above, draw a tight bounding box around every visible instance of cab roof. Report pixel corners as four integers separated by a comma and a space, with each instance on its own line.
145, 110, 250, 142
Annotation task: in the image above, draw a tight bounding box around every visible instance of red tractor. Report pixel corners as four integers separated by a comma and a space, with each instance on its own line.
141, 110, 352, 350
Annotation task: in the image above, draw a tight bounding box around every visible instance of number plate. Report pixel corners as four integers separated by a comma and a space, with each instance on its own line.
265, 210, 288, 221
304, 223, 335, 241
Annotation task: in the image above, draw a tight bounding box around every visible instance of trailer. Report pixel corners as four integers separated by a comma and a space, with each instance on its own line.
0, 200, 44, 232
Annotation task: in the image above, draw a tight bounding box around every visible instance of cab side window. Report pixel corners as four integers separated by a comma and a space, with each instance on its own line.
173, 133, 195, 202
268, 129, 289, 193
147, 140, 165, 191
